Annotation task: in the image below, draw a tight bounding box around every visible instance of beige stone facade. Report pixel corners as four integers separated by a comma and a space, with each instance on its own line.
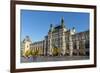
22, 18, 89, 56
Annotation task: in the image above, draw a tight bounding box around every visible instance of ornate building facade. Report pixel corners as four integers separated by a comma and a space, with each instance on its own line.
22, 18, 89, 56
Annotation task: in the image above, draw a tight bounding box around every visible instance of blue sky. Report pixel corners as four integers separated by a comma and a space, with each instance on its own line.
21, 10, 89, 42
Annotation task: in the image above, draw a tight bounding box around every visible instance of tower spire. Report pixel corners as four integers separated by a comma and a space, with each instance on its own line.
61, 17, 65, 28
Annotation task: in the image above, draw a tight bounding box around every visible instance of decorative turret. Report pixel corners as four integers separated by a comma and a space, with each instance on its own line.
72, 27, 76, 33
70, 27, 76, 35
24, 36, 31, 42
61, 17, 65, 28
23, 36, 32, 56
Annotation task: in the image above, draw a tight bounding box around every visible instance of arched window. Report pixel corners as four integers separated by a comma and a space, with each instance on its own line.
79, 41, 83, 49
73, 42, 77, 49
85, 40, 89, 49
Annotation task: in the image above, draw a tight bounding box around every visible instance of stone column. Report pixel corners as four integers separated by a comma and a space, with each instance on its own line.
48, 33, 52, 56
43, 40, 46, 56
83, 40, 86, 55
69, 35, 73, 56
76, 40, 79, 55
62, 31, 66, 55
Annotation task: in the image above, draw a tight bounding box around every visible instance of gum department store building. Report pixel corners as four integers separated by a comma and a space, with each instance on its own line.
22, 18, 89, 56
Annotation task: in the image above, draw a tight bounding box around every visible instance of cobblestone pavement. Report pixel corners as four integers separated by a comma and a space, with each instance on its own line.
21, 56, 89, 63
